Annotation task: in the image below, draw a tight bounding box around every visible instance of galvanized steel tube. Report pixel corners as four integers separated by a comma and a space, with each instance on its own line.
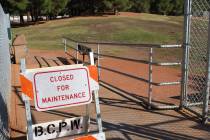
148, 48, 153, 109
181, 0, 192, 108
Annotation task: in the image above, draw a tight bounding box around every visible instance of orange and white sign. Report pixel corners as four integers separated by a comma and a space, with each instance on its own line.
20, 64, 99, 111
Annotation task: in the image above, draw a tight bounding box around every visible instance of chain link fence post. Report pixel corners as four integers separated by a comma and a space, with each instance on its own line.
181, 0, 192, 109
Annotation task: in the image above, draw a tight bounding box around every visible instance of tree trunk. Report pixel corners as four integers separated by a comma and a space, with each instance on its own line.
114, 8, 118, 15
30, 9, 35, 22
34, 9, 39, 22
27, 12, 30, 22
20, 14, 24, 24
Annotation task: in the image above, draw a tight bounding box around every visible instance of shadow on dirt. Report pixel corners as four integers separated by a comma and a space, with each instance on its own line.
100, 80, 180, 108
12, 86, 37, 123
102, 122, 206, 140
34, 56, 73, 68
57, 57, 71, 65
12, 83, 209, 140
10, 136, 26, 140
10, 128, 26, 140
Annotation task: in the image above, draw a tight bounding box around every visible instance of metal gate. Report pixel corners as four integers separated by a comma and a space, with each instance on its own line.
182, 0, 210, 123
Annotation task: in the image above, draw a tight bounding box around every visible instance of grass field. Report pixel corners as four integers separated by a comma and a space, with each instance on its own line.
12, 13, 183, 50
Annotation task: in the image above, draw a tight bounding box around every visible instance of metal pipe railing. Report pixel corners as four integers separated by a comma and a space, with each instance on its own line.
148, 48, 153, 109
63, 37, 182, 66
94, 53, 149, 64
63, 41, 181, 86
160, 44, 182, 48
62, 37, 182, 110
65, 44, 181, 66
153, 62, 181, 66
155, 81, 181, 86
94, 52, 181, 66
64, 39, 181, 73
63, 36, 182, 48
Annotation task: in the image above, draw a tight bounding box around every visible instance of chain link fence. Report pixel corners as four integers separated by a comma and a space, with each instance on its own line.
0, 4, 11, 140
183, 0, 210, 122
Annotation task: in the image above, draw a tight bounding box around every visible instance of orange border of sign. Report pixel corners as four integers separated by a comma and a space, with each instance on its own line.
87, 65, 98, 82
20, 75, 34, 99
75, 135, 97, 140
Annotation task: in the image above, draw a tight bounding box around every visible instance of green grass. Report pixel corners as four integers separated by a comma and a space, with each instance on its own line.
12, 13, 183, 50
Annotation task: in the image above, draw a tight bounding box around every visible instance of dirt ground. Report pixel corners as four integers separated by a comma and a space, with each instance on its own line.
10, 48, 210, 140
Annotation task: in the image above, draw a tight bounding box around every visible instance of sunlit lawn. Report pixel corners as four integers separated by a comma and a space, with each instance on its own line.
12, 13, 183, 50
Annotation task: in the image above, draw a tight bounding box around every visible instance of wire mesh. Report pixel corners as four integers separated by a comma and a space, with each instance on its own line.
0, 4, 11, 140
186, 0, 210, 116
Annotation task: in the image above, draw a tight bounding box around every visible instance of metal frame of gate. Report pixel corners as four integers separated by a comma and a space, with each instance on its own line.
62, 37, 182, 110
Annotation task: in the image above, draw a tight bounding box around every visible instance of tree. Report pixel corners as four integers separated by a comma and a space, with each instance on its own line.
28, 0, 68, 21
41, 0, 53, 19
130, 0, 151, 13
157, 0, 173, 15
103, 0, 131, 14
3, 0, 185, 23
28, 0, 44, 21
0, 0, 10, 13
150, 0, 174, 15
170, 0, 184, 16
50, 0, 68, 17
67, 0, 103, 16
8, 0, 29, 23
